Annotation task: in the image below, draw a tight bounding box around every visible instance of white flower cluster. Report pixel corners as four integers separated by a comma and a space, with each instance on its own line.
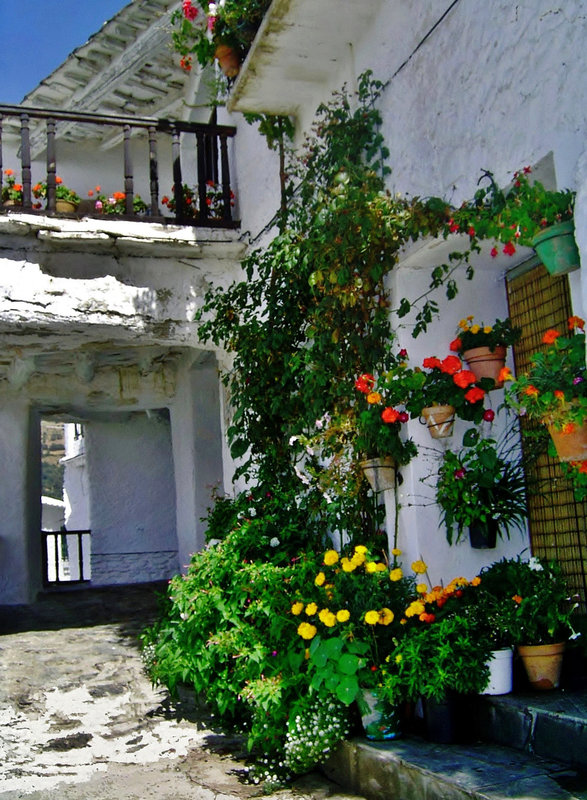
141, 642, 157, 673
283, 698, 350, 775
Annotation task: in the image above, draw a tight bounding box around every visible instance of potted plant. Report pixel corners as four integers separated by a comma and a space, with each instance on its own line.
354, 372, 417, 490
292, 545, 417, 740
161, 181, 235, 220
395, 354, 489, 437
1, 168, 23, 206
32, 176, 81, 212
382, 576, 493, 743
449, 316, 521, 388
92, 190, 148, 215
504, 316, 587, 461
448, 166, 578, 275
479, 556, 580, 690
171, 0, 271, 77
435, 435, 528, 547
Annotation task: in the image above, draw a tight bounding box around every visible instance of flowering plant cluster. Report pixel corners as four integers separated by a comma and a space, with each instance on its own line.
89, 187, 148, 215
1, 168, 23, 204
171, 0, 270, 74
161, 180, 234, 219
353, 371, 417, 463
435, 435, 528, 545
446, 166, 575, 259
450, 316, 521, 353
32, 176, 80, 206
291, 545, 420, 704
504, 316, 586, 430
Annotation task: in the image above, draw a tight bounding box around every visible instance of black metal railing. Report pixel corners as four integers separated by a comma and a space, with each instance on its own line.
42, 529, 91, 585
0, 104, 238, 228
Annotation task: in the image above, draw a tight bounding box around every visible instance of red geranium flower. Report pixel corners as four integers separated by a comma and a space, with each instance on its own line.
449, 337, 462, 352
464, 386, 485, 404
355, 373, 375, 393
453, 369, 477, 388
503, 241, 516, 256
422, 356, 442, 370
440, 355, 462, 375
381, 407, 400, 424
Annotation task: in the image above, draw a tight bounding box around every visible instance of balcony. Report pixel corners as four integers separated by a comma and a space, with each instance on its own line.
0, 104, 238, 229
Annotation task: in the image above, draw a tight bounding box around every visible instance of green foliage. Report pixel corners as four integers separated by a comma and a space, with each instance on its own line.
435, 433, 528, 545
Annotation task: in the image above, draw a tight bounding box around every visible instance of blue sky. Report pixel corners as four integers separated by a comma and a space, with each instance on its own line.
0, 1, 131, 104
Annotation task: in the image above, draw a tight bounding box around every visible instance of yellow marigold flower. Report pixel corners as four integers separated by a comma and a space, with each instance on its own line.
297, 622, 317, 640
451, 576, 469, 587
364, 610, 379, 625
411, 559, 428, 574
305, 602, 317, 616
352, 552, 366, 566
389, 567, 403, 582
378, 607, 394, 625
354, 545, 368, 554
291, 602, 304, 615
323, 549, 339, 566
319, 608, 336, 627
416, 583, 428, 594
470, 324, 481, 334
341, 557, 356, 572
336, 609, 350, 622
405, 600, 425, 618
391, 548, 402, 556
483, 326, 492, 334
315, 572, 326, 586
458, 319, 468, 330
400, 618, 407, 625
395, 654, 403, 663
366, 561, 378, 573
375, 562, 387, 572
471, 576, 481, 586
367, 391, 382, 404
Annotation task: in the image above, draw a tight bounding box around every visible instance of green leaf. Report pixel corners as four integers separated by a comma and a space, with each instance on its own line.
337, 652, 361, 675
335, 675, 359, 705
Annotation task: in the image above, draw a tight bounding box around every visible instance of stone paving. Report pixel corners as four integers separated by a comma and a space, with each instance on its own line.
0, 585, 363, 800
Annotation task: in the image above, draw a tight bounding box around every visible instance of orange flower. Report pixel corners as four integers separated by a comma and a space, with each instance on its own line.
449, 337, 462, 352
453, 369, 477, 388
4, 168, 13, 176
55, 175, 63, 185
381, 407, 400, 424
578, 461, 587, 474
568, 315, 585, 331
554, 390, 565, 400
512, 594, 522, 604
113, 191, 126, 200
422, 356, 442, 370
562, 423, 576, 435
523, 385, 539, 397
87, 189, 94, 197
367, 391, 382, 404
465, 386, 485, 404
440, 355, 462, 375
95, 185, 101, 192
542, 329, 561, 345
498, 366, 513, 383
14, 184, 22, 192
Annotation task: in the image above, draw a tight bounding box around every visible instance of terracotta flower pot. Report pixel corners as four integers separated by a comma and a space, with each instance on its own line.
532, 220, 580, 276
462, 346, 507, 387
517, 641, 565, 690
547, 422, 587, 462
360, 457, 396, 492
420, 405, 455, 438
214, 44, 240, 78
55, 199, 78, 213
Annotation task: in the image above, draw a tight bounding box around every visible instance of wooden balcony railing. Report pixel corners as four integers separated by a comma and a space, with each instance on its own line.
0, 104, 238, 228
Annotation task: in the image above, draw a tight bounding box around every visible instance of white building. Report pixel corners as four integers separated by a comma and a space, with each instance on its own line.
0, 0, 585, 604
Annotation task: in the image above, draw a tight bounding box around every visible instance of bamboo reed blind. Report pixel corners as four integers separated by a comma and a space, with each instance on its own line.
506, 262, 586, 613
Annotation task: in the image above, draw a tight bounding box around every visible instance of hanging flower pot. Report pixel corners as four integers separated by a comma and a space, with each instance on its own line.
481, 648, 513, 695
360, 457, 396, 492
462, 346, 507, 388
531, 220, 580, 276
358, 688, 402, 741
420, 405, 455, 438
547, 422, 587, 462
517, 641, 566, 690
214, 44, 240, 78
468, 519, 498, 549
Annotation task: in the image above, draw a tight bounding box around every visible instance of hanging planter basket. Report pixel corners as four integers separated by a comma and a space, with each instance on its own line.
462, 346, 507, 388
531, 220, 580, 276
360, 457, 396, 492
468, 519, 498, 549
547, 421, 587, 462
420, 405, 455, 438
55, 199, 78, 214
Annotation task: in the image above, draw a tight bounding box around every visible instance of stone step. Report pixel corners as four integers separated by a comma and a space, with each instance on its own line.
324, 737, 587, 800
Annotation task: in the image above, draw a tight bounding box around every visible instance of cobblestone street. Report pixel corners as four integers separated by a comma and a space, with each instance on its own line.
0, 586, 362, 800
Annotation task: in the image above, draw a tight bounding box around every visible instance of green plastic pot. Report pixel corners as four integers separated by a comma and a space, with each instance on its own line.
531, 220, 580, 276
